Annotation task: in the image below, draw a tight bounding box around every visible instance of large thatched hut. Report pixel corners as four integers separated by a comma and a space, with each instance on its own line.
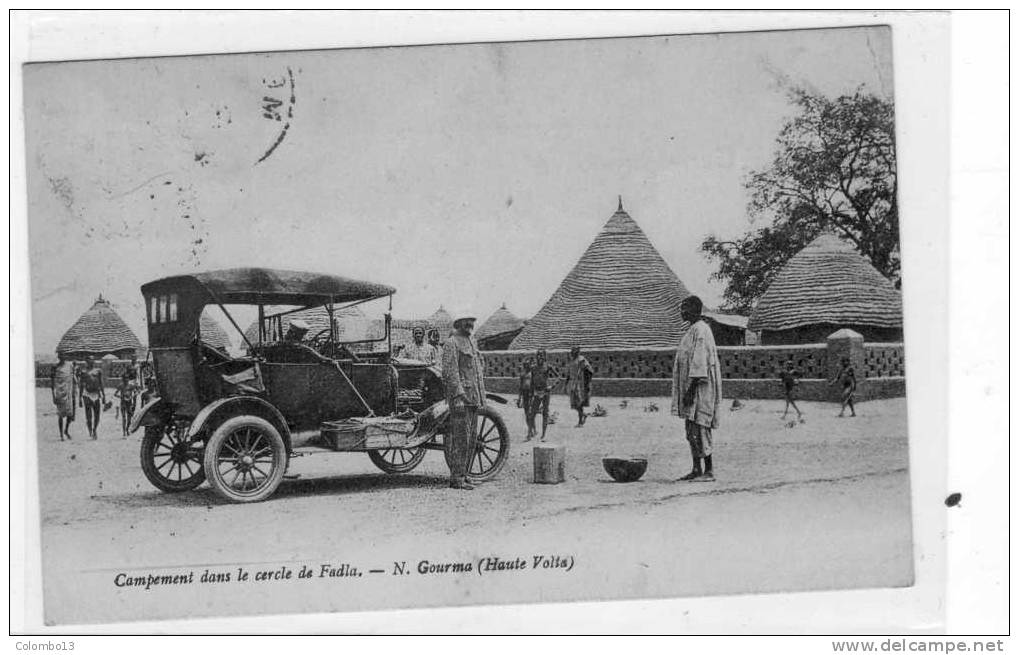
747, 233, 903, 344
510, 198, 692, 350
56, 295, 143, 360
476, 304, 525, 351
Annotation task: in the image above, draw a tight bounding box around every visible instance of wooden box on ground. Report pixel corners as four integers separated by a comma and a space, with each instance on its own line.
533, 444, 566, 484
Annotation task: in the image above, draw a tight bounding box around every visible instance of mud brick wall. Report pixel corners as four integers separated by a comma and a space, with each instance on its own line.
484, 345, 828, 381
716, 344, 827, 379
484, 342, 904, 401
34, 344, 907, 401
863, 343, 906, 378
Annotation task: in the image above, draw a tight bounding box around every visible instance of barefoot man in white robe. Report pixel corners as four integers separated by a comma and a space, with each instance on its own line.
671, 296, 722, 481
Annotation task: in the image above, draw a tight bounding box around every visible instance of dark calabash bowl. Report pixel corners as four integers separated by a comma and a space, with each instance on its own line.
602, 457, 648, 482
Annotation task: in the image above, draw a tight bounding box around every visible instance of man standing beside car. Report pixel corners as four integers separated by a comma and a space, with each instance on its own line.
442, 312, 486, 491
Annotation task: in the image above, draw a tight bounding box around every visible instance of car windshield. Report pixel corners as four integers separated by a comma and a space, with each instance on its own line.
198, 298, 391, 358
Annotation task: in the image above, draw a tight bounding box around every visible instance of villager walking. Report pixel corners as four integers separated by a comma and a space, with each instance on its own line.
671, 296, 722, 482
441, 312, 486, 490
830, 357, 857, 417
50, 353, 76, 441
78, 355, 106, 440
564, 346, 594, 427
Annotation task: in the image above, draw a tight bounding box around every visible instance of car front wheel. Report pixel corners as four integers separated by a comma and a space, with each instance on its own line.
443, 405, 510, 483
204, 415, 287, 503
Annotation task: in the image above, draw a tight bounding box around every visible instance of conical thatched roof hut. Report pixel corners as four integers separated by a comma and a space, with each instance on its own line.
427, 306, 454, 337
199, 313, 233, 351
477, 304, 526, 351
747, 233, 903, 344
56, 295, 143, 360
510, 198, 692, 350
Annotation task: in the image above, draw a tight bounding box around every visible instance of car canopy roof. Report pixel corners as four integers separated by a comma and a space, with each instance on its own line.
142, 267, 395, 307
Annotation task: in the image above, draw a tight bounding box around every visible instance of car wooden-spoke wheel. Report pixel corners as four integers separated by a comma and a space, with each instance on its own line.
443, 405, 509, 482
204, 416, 287, 503
141, 422, 205, 493
368, 447, 426, 474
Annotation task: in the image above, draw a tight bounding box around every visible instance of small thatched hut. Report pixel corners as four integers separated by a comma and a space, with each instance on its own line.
56, 295, 143, 360
476, 304, 526, 351
747, 233, 903, 344
426, 305, 454, 340
199, 313, 233, 352
510, 198, 692, 350
703, 310, 749, 346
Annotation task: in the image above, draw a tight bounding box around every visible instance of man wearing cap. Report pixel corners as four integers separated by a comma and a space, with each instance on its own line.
284, 319, 311, 343
402, 326, 438, 366
442, 311, 486, 491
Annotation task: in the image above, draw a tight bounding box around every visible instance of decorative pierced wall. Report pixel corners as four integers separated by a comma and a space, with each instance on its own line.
484, 345, 831, 380
863, 343, 906, 378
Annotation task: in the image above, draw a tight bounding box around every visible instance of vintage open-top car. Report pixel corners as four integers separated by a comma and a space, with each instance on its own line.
129, 267, 509, 502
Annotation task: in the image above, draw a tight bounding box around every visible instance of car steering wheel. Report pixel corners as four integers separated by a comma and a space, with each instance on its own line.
307, 328, 331, 351
308, 328, 360, 362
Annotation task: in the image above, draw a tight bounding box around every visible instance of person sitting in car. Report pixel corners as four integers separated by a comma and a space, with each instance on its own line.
401, 326, 438, 366
284, 319, 311, 343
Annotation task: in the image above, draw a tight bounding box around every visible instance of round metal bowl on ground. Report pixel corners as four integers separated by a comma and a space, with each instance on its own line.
602, 457, 648, 482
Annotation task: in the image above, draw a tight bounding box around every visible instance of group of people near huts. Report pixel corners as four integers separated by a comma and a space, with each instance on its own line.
516, 348, 595, 441
505, 296, 720, 481
776, 357, 858, 420
46, 295, 860, 491
49, 353, 155, 441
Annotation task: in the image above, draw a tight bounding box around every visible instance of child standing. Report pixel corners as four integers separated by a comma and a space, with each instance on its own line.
517, 358, 536, 441
114, 373, 140, 437
778, 360, 803, 419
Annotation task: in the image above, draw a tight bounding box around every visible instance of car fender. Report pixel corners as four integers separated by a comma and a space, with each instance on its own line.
128, 397, 167, 434
413, 400, 450, 441
184, 396, 292, 451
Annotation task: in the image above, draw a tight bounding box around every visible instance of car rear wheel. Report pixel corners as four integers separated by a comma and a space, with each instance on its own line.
141, 422, 206, 493
204, 415, 287, 503
443, 405, 510, 483
368, 447, 427, 474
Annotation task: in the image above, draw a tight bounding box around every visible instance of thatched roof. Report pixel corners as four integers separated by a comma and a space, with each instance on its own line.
199, 313, 233, 351
56, 295, 143, 358
242, 305, 369, 346
510, 198, 692, 350
427, 306, 453, 332
747, 233, 902, 332
476, 304, 525, 341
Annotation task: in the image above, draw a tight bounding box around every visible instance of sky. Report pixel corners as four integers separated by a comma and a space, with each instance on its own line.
24, 25, 892, 356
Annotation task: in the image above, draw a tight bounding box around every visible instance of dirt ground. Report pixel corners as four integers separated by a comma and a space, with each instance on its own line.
32, 389, 914, 626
